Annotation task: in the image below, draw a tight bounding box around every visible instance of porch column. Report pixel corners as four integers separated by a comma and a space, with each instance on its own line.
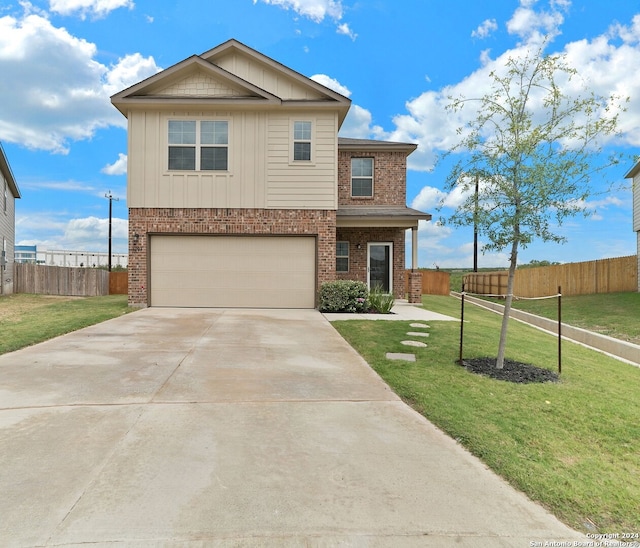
408, 226, 422, 303
412, 226, 418, 269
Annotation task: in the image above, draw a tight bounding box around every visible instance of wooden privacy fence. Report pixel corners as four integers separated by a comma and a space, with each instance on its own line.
463, 255, 638, 298
109, 271, 128, 295
15, 263, 110, 297
405, 270, 451, 296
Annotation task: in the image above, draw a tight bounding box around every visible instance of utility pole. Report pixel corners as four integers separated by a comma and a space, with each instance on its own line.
105, 191, 119, 272
473, 173, 479, 272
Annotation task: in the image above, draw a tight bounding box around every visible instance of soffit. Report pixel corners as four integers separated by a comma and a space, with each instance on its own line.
337, 206, 431, 228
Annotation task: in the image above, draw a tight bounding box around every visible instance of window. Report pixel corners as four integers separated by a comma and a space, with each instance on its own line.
293, 121, 312, 161
168, 120, 228, 171
336, 241, 349, 272
351, 157, 374, 197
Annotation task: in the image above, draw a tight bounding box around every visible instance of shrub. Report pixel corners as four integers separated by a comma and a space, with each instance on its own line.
319, 280, 369, 313
368, 284, 395, 314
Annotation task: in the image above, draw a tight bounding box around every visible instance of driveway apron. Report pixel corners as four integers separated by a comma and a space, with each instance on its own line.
0, 308, 582, 547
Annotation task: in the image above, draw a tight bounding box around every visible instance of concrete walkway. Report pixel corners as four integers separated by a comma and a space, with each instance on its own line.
0, 308, 583, 547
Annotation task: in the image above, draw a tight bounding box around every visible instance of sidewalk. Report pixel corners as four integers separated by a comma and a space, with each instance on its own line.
323, 299, 458, 322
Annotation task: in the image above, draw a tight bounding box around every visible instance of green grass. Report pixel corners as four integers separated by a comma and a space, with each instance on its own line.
506, 292, 640, 345
0, 294, 131, 355
332, 294, 640, 534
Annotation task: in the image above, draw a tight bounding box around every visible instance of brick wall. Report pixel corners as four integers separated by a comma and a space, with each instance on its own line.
338, 150, 408, 206
335, 227, 406, 299
129, 208, 336, 307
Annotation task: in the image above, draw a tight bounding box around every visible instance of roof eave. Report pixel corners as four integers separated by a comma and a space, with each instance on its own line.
0, 143, 20, 199
624, 159, 640, 179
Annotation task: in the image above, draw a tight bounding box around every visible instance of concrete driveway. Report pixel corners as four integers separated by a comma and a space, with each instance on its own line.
0, 308, 582, 547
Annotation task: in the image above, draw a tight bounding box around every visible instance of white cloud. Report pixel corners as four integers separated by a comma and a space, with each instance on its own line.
472, 19, 498, 39
310, 73, 351, 97
309, 74, 382, 139
506, 0, 567, 43
0, 10, 160, 152
337, 22, 357, 41
102, 153, 127, 175
383, 3, 640, 172
49, 0, 134, 19
339, 105, 381, 138
411, 184, 472, 212
253, 0, 355, 39
64, 216, 128, 245
253, 0, 343, 23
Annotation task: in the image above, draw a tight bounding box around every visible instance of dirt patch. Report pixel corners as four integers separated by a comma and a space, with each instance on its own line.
462, 357, 559, 384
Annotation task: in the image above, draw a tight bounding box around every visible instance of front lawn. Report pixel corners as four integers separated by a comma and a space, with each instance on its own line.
332, 295, 640, 534
0, 294, 130, 355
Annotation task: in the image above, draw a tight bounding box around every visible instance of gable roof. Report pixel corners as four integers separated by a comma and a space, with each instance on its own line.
625, 159, 640, 179
111, 39, 351, 124
0, 142, 21, 199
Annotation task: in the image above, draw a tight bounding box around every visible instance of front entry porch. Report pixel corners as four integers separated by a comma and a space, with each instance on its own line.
335, 206, 431, 303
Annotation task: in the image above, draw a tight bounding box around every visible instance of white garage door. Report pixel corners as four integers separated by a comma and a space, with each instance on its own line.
150, 235, 316, 308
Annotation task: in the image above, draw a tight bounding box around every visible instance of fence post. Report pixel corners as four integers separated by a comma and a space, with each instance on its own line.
558, 285, 562, 375
458, 283, 465, 365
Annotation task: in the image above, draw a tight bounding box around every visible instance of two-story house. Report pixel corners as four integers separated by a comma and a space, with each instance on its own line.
0, 143, 21, 296
111, 39, 430, 308
625, 160, 640, 291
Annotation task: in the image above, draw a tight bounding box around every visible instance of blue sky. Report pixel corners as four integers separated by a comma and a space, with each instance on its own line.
1, 0, 639, 268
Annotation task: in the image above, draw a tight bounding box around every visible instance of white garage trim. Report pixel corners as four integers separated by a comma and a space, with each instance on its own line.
150, 235, 316, 308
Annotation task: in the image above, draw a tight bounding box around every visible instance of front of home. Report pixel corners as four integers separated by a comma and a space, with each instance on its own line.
0, 143, 21, 296
111, 39, 430, 308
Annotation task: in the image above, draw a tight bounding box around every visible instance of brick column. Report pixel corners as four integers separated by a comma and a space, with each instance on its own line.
408, 271, 422, 303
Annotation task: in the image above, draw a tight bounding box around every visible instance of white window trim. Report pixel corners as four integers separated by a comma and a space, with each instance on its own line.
336, 241, 349, 273
290, 118, 315, 165
166, 118, 230, 173
351, 157, 374, 198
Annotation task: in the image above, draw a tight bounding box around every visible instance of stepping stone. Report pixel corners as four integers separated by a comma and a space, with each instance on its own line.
386, 353, 416, 362
407, 331, 429, 338
410, 323, 430, 329
401, 340, 427, 347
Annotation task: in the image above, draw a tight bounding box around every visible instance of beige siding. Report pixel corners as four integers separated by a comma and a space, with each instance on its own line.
0, 171, 16, 294
266, 112, 338, 209
214, 51, 325, 100
127, 109, 337, 210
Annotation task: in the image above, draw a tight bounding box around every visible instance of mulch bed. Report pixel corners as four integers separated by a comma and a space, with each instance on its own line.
461, 357, 559, 384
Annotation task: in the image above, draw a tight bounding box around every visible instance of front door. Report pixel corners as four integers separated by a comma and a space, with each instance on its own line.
367, 242, 393, 293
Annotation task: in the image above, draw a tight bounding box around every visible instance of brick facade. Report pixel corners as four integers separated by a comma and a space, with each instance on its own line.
335, 227, 406, 299
128, 208, 336, 307
408, 271, 423, 304
338, 150, 408, 207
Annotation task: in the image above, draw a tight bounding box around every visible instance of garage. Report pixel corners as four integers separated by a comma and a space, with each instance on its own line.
150, 235, 316, 308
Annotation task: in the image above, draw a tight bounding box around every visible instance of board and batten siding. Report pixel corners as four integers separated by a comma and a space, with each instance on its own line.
127, 109, 337, 210
212, 51, 327, 101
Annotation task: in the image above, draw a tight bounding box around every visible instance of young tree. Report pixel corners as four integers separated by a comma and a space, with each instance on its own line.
442, 46, 625, 369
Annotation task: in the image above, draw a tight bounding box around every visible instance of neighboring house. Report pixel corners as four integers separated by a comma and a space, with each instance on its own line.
624, 160, 640, 291
0, 143, 21, 295
111, 39, 430, 308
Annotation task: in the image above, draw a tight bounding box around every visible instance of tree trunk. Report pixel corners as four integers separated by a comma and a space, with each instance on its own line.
496, 238, 519, 369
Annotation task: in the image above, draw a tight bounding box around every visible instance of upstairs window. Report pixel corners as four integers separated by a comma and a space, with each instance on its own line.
336, 241, 349, 272
351, 157, 374, 197
293, 121, 312, 161
168, 120, 228, 171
